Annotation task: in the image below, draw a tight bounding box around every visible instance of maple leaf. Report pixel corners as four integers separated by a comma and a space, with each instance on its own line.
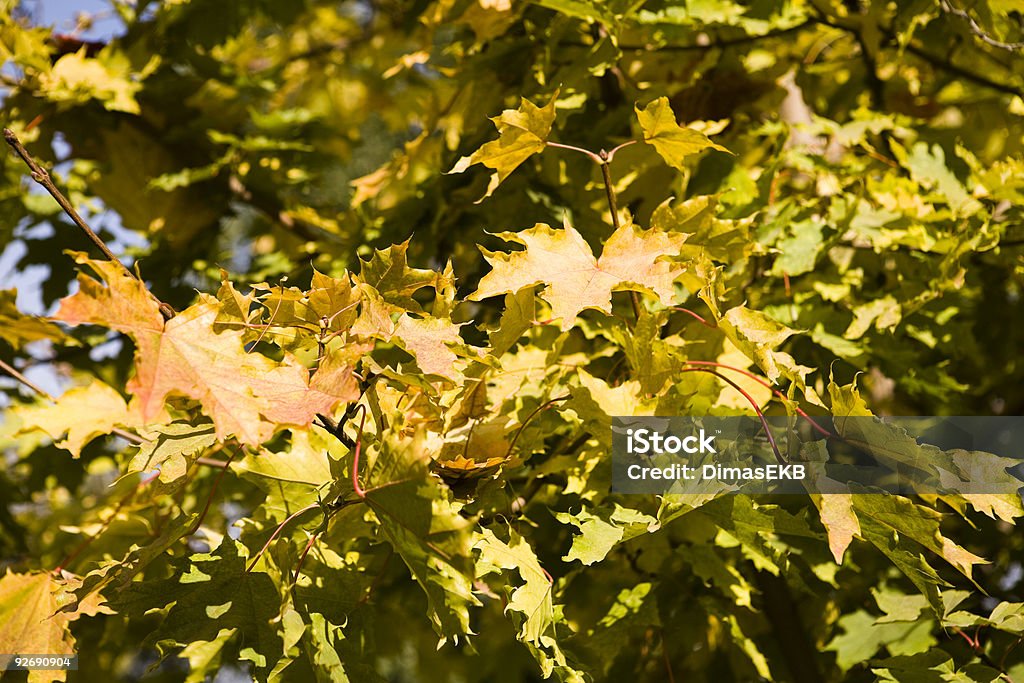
308, 267, 360, 331
470, 219, 689, 330
719, 306, 812, 386
109, 539, 283, 677
54, 254, 362, 446
448, 92, 557, 200
126, 422, 217, 483
15, 378, 152, 457
362, 426, 480, 642
355, 239, 454, 315
635, 97, 730, 170
0, 288, 72, 350
0, 571, 109, 683
352, 286, 472, 381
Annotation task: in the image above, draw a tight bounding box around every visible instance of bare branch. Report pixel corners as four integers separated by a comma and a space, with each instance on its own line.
0, 357, 55, 400
939, 0, 1024, 52
2, 128, 175, 321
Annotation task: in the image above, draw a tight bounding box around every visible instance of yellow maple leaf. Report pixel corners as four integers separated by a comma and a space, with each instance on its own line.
470, 219, 688, 330
15, 378, 153, 457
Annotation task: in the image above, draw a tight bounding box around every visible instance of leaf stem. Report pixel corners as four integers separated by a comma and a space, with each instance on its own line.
245, 503, 320, 573
504, 395, 571, 460
53, 479, 144, 575
682, 360, 834, 439
605, 139, 637, 162
3, 128, 175, 321
189, 447, 240, 535
671, 306, 716, 328
677, 367, 785, 464
599, 156, 620, 230
596, 150, 642, 320
544, 140, 603, 164
292, 531, 321, 585
351, 404, 368, 499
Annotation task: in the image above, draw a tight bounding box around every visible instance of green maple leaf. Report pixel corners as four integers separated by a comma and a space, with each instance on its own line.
448, 92, 558, 200
111, 538, 283, 677
475, 527, 585, 680
825, 610, 936, 672
470, 219, 689, 331
125, 421, 217, 484
719, 305, 812, 386
362, 426, 480, 643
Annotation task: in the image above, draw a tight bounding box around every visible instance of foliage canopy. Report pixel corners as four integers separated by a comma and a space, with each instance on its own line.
1, 0, 1024, 681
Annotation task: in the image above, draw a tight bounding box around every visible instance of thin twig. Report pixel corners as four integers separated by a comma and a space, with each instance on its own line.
904, 41, 1023, 98
196, 457, 231, 469
0, 357, 55, 400
0, 357, 147, 444
558, 20, 814, 53
809, 12, 1022, 98
939, 0, 1024, 51
53, 478, 144, 574
599, 156, 621, 229
504, 395, 571, 460
661, 630, 677, 683
682, 360, 834, 439
3, 128, 175, 321
111, 427, 147, 445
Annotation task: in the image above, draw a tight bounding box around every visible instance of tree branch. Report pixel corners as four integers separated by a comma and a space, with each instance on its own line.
560, 20, 814, 52
3, 128, 175, 321
939, 0, 1024, 52
808, 11, 1023, 99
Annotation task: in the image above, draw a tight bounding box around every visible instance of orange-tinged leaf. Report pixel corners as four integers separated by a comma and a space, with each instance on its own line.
54, 254, 165, 339
54, 256, 361, 446
470, 219, 688, 330
393, 315, 466, 380
0, 571, 107, 682
815, 493, 861, 564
